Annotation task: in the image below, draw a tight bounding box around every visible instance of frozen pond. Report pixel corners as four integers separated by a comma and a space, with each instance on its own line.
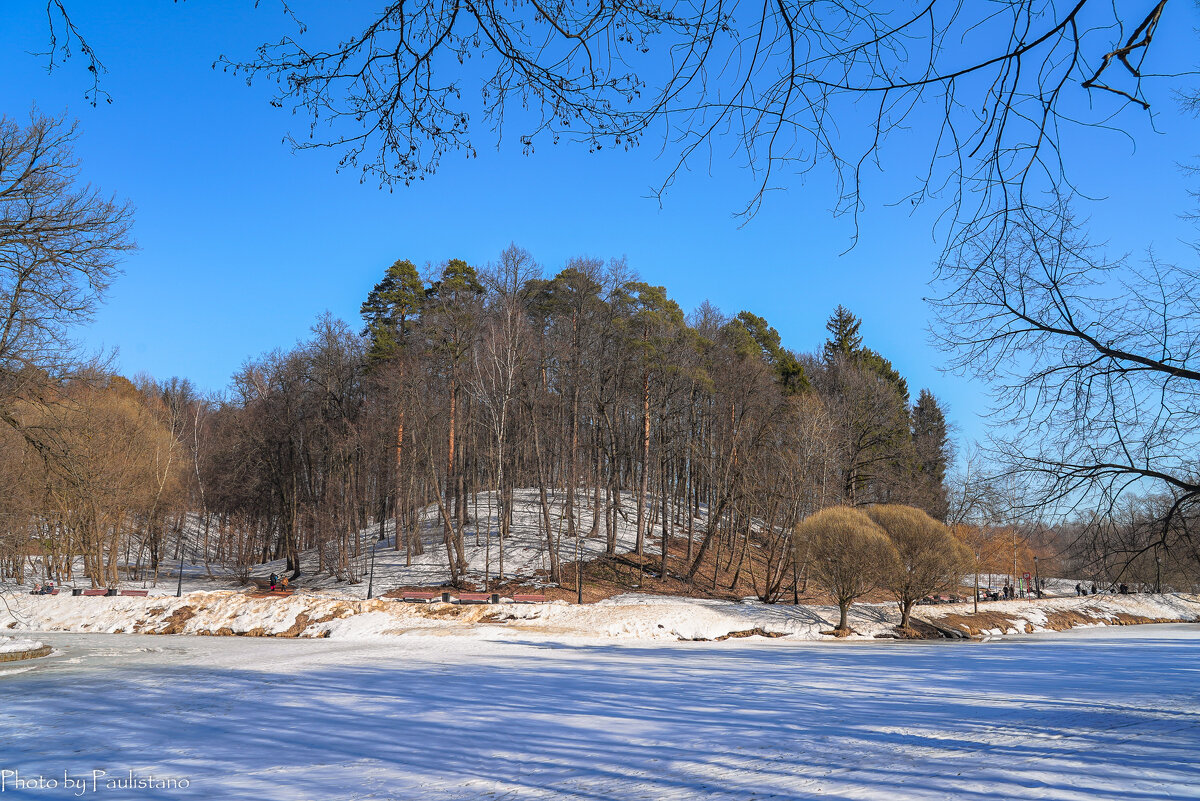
2, 626, 1198, 799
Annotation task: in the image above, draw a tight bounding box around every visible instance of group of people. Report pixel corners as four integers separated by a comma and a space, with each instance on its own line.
1074, 582, 1132, 595
268, 573, 289, 591
30, 580, 55, 595
998, 583, 1042, 599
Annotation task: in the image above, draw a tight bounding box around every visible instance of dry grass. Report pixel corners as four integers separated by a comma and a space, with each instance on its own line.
936, 610, 1024, 637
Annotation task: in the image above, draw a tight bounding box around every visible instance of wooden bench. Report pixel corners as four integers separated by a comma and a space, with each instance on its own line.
248, 577, 292, 590
401, 592, 440, 602
512, 594, 547, 603
81, 589, 109, 596
456, 593, 494, 604
119, 590, 149, 597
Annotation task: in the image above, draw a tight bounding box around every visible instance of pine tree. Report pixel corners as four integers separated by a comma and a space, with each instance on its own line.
732, 311, 809, 394
360, 259, 425, 362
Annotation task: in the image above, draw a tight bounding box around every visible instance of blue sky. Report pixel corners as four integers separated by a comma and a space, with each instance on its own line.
3, 1, 1199, 450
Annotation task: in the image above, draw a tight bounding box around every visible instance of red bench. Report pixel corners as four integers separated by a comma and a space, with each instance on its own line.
401, 592, 440, 602
513, 594, 547, 603
249, 577, 293, 590
248, 589, 294, 598
119, 590, 149, 597
81, 589, 108, 596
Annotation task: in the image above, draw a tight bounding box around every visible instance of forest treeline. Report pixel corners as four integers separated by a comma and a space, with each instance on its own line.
2, 246, 959, 594
5, 113, 1199, 599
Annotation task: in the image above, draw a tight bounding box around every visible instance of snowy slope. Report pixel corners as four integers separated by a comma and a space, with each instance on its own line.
7, 488, 693, 597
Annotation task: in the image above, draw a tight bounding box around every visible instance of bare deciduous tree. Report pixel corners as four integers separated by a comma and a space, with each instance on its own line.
38, 3, 1195, 233
935, 206, 1200, 577
0, 111, 134, 418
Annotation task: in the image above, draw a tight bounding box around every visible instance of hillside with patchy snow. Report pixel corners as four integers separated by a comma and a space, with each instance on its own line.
6, 489, 702, 598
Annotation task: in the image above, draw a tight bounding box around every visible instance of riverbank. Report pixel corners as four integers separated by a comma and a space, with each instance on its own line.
4, 588, 1198, 642
0, 635, 48, 662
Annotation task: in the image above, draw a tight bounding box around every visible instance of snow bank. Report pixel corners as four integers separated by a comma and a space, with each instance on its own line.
0, 634, 46, 662
921, 593, 1200, 637
0, 635, 43, 654
6, 587, 1197, 643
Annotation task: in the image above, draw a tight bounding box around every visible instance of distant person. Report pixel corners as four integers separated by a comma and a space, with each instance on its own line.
1090, 584, 1097, 595
269, 572, 279, 591
1075, 583, 1083, 596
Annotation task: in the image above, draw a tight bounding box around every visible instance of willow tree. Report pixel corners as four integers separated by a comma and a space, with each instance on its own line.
867, 504, 971, 630
795, 506, 898, 632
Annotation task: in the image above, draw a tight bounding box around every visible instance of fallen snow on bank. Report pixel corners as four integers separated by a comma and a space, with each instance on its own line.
2, 627, 1199, 800
0, 635, 42, 654
5, 587, 1199, 642
921, 592, 1200, 636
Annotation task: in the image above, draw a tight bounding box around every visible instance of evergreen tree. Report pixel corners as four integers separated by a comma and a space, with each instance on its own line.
360, 259, 425, 362
911, 389, 950, 520
858, 348, 909, 405
732, 311, 809, 394
818, 305, 916, 505
822, 305, 863, 362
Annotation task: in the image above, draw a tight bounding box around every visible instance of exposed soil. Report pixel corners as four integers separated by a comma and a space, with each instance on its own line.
151, 605, 196, 635
383, 536, 854, 606
0, 644, 52, 662
936, 606, 1191, 637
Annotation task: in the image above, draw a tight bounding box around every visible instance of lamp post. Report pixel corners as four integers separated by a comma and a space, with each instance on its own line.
575, 529, 583, 605
368, 502, 385, 600
175, 528, 185, 598
1033, 555, 1040, 599
367, 535, 378, 600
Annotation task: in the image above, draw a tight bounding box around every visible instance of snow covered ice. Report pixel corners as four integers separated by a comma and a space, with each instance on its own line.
2, 625, 1199, 800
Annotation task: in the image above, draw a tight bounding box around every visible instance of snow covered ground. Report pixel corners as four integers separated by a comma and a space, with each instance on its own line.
1, 626, 1198, 800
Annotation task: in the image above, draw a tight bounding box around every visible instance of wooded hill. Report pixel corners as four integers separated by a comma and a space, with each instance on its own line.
1, 247, 951, 596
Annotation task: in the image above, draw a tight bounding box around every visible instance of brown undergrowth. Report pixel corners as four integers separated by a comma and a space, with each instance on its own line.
383, 534, 869, 606
936, 606, 1189, 637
